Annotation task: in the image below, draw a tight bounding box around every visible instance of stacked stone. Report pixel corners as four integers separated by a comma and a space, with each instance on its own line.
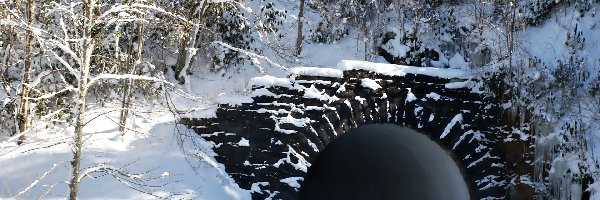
181, 69, 519, 199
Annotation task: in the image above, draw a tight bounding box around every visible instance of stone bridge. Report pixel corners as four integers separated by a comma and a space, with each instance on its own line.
180, 60, 532, 199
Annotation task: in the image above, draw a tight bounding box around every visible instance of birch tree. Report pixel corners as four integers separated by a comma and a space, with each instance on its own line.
117, 2, 146, 133
0, 1, 188, 198
67, 1, 97, 197
17, 0, 34, 145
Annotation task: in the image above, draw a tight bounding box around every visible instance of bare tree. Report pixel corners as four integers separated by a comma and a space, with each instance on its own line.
0, 2, 19, 137
4, 1, 187, 198
118, 17, 145, 133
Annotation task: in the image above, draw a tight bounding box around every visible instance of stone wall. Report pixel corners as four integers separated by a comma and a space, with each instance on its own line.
180, 68, 532, 199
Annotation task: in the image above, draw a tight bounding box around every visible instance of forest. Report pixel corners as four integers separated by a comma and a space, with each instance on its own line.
1, 0, 600, 199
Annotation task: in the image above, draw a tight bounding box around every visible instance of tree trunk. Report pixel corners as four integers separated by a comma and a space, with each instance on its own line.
295, 0, 305, 56
17, 0, 34, 145
2, 28, 17, 136
69, 1, 95, 199
363, 13, 369, 61
174, 34, 189, 83
119, 23, 144, 133
174, 0, 198, 84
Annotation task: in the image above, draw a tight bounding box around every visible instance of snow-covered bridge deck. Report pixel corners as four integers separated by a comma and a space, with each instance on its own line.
180, 60, 532, 199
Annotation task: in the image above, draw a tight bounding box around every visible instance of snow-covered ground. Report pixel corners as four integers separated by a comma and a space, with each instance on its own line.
0, 101, 250, 199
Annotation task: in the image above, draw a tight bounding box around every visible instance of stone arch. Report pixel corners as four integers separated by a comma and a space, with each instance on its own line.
181, 62, 527, 199
300, 124, 471, 200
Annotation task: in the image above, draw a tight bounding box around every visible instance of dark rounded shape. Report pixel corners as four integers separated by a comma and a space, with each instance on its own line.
299, 124, 470, 200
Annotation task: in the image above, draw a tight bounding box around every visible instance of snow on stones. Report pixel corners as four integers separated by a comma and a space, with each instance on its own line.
302, 85, 339, 102
251, 182, 270, 193
440, 113, 463, 139
336, 83, 347, 93
406, 88, 417, 102
254, 108, 291, 115
278, 115, 312, 127
453, 130, 474, 150
426, 92, 441, 101
476, 175, 506, 191
414, 106, 423, 117
249, 75, 294, 88
380, 92, 388, 99
337, 60, 471, 79
360, 78, 382, 90
280, 177, 304, 190
237, 137, 250, 147
290, 67, 344, 78
217, 92, 253, 105
250, 88, 278, 97
445, 80, 472, 89
273, 145, 310, 172
468, 152, 497, 168
270, 114, 312, 134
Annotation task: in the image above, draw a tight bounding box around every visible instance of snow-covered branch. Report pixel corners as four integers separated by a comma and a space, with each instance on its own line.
27, 70, 52, 89
25, 86, 77, 101
14, 161, 67, 198
77, 163, 178, 199
48, 51, 81, 82
51, 41, 83, 67
212, 41, 288, 72
130, 3, 192, 25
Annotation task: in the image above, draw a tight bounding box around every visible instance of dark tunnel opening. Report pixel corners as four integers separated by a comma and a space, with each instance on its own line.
299, 124, 470, 200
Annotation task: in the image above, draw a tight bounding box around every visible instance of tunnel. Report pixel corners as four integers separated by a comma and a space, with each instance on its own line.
183, 67, 525, 199
299, 124, 471, 200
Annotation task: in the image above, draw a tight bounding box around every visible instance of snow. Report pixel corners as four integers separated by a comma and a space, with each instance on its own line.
273, 145, 310, 173
426, 92, 441, 101
445, 80, 472, 89
2, 97, 9, 107
405, 88, 417, 102
0, 103, 251, 199
303, 85, 340, 102
382, 38, 410, 58
453, 130, 474, 150
273, 123, 297, 134
448, 53, 469, 69
468, 152, 497, 169
249, 88, 277, 97
290, 67, 344, 78
414, 106, 423, 117
250, 182, 269, 193
336, 83, 347, 93
217, 93, 254, 105
337, 60, 471, 79
237, 138, 250, 147
360, 78, 382, 90
248, 75, 293, 89
440, 113, 463, 139
279, 177, 303, 189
